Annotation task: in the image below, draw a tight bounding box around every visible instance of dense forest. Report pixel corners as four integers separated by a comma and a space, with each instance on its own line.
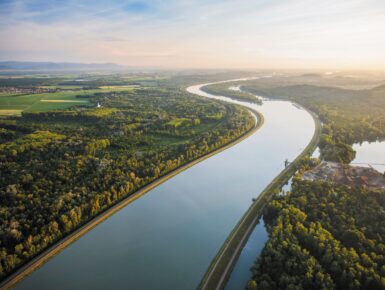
248, 177, 385, 289
0, 83, 255, 279
238, 75, 385, 289
241, 75, 385, 163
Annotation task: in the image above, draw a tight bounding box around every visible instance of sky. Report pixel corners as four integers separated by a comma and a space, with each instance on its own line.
0, 0, 385, 70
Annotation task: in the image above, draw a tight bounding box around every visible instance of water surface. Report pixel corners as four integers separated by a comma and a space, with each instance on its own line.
352, 140, 385, 173
16, 79, 315, 290
225, 219, 268, 290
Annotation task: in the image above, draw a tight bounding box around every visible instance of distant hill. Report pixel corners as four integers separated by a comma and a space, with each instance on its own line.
0, 61, 125, 71
371, 83, 385, 92
299, 73, 322, 78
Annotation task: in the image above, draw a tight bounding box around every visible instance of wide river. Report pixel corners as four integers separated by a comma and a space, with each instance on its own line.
16, 78, 315, 290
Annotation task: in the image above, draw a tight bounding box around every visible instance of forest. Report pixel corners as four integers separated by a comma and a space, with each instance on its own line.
238, 75, 385, 163
248, 176, 385, 289
237, 74, 385, 290
0, 79, 255, 280
200, 83, 262, 104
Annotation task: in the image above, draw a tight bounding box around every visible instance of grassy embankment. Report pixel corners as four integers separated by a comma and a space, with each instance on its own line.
198, 107, 321, 290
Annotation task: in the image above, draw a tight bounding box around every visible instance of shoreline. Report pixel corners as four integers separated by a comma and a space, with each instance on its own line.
0, 106, 264, 290
197, 97, 321, 290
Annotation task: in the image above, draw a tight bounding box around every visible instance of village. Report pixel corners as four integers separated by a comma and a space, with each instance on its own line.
0, 86, 59, 94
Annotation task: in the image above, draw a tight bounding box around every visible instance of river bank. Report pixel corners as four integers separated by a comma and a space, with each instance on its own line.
194, 85, 321, 290
0, 108, 264, 290
14, 78, 315, 290
199, 112, 320, 289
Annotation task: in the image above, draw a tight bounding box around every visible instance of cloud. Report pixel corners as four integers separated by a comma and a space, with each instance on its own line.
0, 0, 385, 69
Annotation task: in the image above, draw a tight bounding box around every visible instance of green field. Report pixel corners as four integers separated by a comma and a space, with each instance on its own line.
0, 87, 134, 115
166, 118, 190, 127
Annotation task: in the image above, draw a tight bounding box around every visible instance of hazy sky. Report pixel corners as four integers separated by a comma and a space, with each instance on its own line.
1, 0, 385, 69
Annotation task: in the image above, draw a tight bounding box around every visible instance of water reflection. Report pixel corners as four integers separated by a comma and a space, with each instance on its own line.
16, 79, 315, 290
352, 140, 385, 173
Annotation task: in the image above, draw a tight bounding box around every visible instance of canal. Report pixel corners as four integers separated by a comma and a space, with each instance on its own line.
16, 78, 315, 290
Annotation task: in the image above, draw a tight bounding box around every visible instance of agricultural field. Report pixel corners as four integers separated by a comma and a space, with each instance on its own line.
0, 91, 92, 115
0, 75, 149, 116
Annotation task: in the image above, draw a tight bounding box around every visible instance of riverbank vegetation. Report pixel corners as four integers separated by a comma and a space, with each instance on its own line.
197, 106, 320, 290
0, 75, 255, 280
248, 177, 385, 289
201, 83, 262, 104
241, 74, 385, 164
241, 74, 385, 289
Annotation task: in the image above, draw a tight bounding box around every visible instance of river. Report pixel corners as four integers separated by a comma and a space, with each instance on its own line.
15, 78, 315, 290
352, 140, 385, 173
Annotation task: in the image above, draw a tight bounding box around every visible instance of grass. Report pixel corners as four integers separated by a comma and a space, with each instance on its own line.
0, 91, 92, 114
0, 109, 22, 116
40, 85, 85, 89
0, 87, 134, 115
166, 118, 190, 127
99, 85, 137, 90
0, 92, 24, 97
39, 100, 88, 103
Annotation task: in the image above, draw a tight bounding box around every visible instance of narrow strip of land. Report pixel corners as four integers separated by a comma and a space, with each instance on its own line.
197, 98, 321, 290
0, 107, 264, 290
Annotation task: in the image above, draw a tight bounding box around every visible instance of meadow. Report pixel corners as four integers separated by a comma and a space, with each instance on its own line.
0, 86, 136, 115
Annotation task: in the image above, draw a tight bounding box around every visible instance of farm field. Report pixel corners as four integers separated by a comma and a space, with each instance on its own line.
0, 87, 136, 115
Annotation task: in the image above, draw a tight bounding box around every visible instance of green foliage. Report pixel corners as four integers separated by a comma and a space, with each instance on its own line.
81, 108, 117, 118
242, 75, 385, 289
0, 128, 16, 142
242, 76, 385, 164
321, 142, 356, 163
0, 91, 93, 113
0, 130, 65, 155
249, 180, 385, 289
0, 81, 255, 280
201, 83, 262, 103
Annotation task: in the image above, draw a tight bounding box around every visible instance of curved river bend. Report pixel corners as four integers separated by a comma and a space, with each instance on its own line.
16, 79, 315, 290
